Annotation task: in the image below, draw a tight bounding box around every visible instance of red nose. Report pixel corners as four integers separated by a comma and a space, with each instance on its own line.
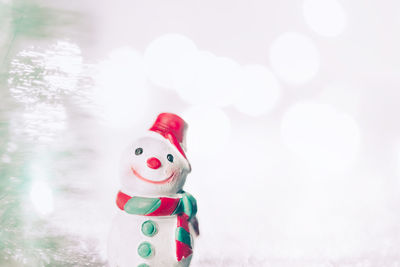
147, 157, 161, 169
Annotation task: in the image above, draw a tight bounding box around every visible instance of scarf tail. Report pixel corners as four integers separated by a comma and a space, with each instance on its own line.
176, 213, 193, 261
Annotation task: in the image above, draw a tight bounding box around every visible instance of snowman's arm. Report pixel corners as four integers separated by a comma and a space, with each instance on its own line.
189, 216, 200, 237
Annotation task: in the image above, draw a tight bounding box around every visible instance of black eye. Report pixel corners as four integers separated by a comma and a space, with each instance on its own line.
135, 147, 143, 155
167, 154, 174, 163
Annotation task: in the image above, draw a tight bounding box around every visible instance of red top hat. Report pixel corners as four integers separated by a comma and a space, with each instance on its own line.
149, 113, 188, 161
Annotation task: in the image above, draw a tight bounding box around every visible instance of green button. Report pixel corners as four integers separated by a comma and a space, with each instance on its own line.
141, 220, 157, 237
137, 264, 149, 267
137, 242, 154, 259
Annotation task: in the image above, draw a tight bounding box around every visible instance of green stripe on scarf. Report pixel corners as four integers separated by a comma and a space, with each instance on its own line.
181, 193, 196, 219
124, 197, 161, 215
175, 227, 191, 246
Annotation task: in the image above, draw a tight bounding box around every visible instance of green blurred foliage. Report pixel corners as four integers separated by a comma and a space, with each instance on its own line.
0, 1, 103, 266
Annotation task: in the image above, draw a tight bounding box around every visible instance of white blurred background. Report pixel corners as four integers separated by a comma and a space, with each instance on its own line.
1, 0, 400, 266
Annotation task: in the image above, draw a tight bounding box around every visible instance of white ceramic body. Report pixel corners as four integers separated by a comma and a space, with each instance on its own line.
108, 132, 193, 267
108, 210, 193, 267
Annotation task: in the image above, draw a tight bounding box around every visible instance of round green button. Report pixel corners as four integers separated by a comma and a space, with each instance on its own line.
141, 220, 157, 237
137, 264, 149, 267
137, 242, 154, 259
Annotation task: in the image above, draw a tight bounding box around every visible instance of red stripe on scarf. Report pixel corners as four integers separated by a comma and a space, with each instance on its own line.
176, 213, 192, 261
176, 240, 193, 261
116, 191, 131, 210
146, 197, 180, 216
177, 213, 189, 229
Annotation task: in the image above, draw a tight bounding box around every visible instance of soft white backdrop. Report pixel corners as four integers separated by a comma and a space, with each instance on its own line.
2, 0, 400, 266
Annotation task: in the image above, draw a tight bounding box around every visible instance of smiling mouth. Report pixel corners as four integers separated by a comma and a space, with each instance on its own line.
131, 167, 174, 184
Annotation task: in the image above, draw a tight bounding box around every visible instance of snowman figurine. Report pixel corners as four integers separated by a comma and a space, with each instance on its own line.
108, 113, 199, 267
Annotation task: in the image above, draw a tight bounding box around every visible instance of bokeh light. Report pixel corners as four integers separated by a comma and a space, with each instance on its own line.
316, 83, 360, 116
30, 180, 54, 216
176, 52, 242, 107
144, 34, 244, 107
303, 0, 347, 37
269, 32, 319, 84
94, 47, 149, 129
233, 65, 281, 116
281, 102, 360, 171
144, 34, 281, 113
182, 106, 231, 156
144, 33, 198, 89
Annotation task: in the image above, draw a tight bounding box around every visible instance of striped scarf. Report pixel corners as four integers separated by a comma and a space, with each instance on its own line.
116, 191, 197, 261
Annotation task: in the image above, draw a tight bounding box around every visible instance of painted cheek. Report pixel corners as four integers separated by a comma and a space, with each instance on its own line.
169, 165, 179, 174
164, 170, 174, 180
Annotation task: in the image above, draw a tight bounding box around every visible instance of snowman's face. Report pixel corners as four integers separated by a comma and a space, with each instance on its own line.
120, 135, 189, 196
